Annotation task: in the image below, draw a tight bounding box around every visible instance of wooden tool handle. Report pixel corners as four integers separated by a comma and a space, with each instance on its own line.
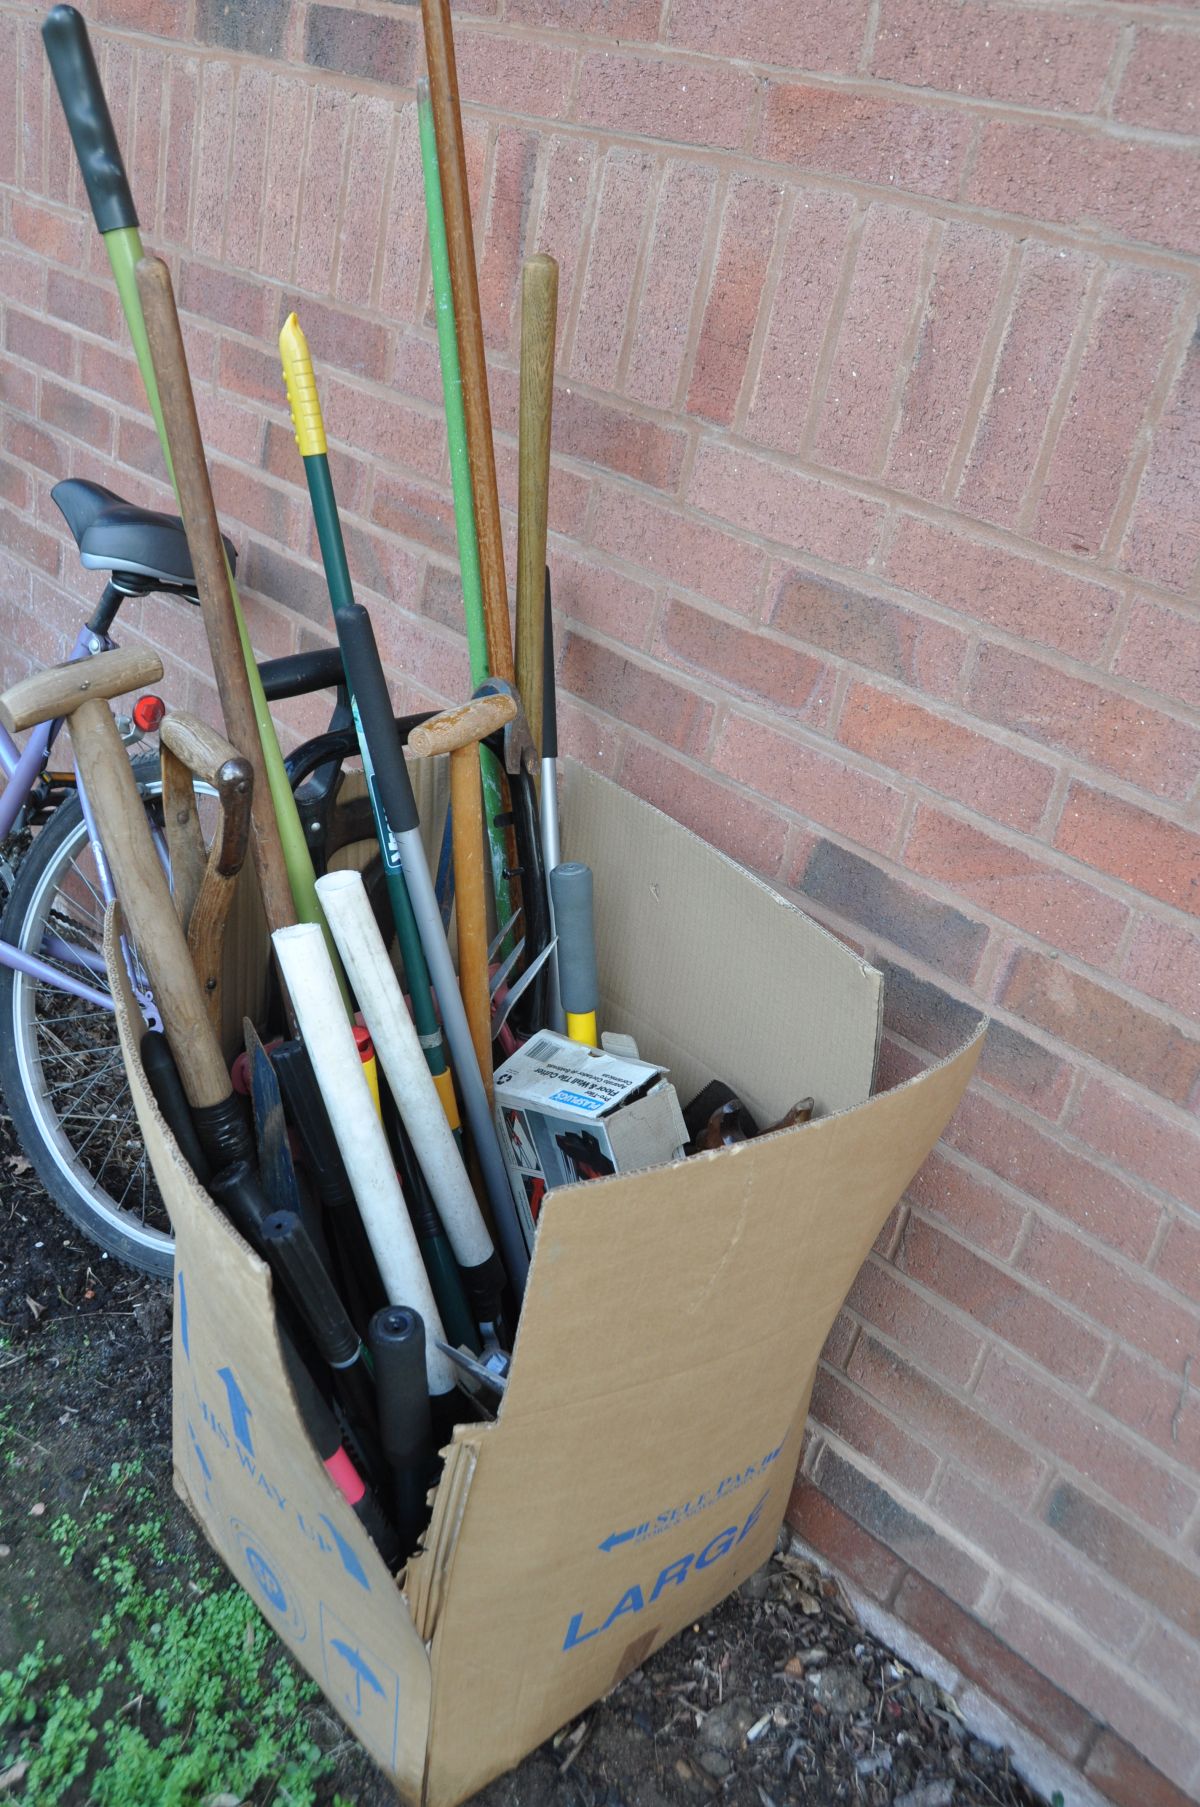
420, 0, 513, 687
70, 697, 231, 1109
160, 711, 242, 791
449, 745, 492, 1106
0, 647, 163, 735
135, 255, 296, 939
407, 692, 516, 759
515, 254, 558, 760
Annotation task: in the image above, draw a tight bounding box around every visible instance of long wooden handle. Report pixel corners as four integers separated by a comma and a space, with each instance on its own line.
135, 255, 296, 940
420, 0, 513, 687
515, 254, 558, 760
407, 692, 515, 759
70, 697, 231, 1109
449, 744, 493, 1106
0, 647, 163, 735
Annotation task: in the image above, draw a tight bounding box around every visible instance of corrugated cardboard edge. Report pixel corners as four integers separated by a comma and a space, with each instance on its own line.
103, 906, 434, 1800
419, 1023, 985, 1807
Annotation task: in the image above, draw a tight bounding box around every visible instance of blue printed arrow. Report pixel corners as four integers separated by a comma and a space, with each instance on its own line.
319, 1513, 371, 1592
330, 1638, 385, 1716
216, 1365, 254, 1457
177, 1270, 189, 1360
598, 1523, 648, 1553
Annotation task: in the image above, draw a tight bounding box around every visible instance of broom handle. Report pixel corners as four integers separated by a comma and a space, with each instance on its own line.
515, 255, 558, 760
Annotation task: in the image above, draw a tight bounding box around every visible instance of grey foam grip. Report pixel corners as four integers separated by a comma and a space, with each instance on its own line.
549, 862, 598, 1017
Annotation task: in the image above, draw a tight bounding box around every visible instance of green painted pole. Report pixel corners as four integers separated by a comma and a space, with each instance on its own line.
416, 81, 515, 946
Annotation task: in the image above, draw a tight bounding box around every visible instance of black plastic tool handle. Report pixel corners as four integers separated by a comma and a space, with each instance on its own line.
368, 1306, 436, 1553
42, 6, 138, 233
261, 1210, 361, 1370
338, 603, 420, 836
140, 1031, 211, 1184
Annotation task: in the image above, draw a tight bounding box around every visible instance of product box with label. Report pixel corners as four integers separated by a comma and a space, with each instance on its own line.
107, 760, 984, 1807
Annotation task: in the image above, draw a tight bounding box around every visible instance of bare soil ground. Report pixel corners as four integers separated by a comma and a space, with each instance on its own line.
1, 1116, 1047, 1807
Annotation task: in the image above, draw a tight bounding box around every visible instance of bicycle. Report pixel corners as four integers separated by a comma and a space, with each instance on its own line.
0, 474, 398, 1278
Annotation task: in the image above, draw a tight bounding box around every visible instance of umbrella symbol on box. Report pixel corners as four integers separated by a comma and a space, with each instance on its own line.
330, 1638, 385, 1717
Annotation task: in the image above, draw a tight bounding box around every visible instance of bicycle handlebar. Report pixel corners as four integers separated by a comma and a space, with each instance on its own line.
42, 7, 138, 234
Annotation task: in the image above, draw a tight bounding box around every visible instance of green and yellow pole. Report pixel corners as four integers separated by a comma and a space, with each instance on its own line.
279, 314, 462, 1142
42, 6, 328, 945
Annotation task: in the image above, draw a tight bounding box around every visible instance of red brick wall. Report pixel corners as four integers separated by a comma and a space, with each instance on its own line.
1, 1, 1198, 1797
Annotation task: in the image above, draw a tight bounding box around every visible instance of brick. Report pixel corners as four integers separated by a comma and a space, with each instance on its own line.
559, 696, 625, 777
840, 683, 1056, 835
180, 261, 274, 342
370, 473, 458, 561
900, 1215, 1106, 1388
277, 295, 389, 386
744, 191, 855, 455
0, 459, 31, 513
1115, 28, 1200, 133
6, 309, 74, 380
802, 839, 989, 980
845, 1257, 984, 1388
90, 0, 185, 30
477, 127, 539, 351
811, 1366, 940, 1496
162, 57, 199, 246
689, 442, 885, 565
0, 249, 42, 311
1117, 601, 1200, 721
553, 388, 685, 491
128, 49, 166, 236
1001, 946, 1200, 1108
905, 806, 1129, 966
561, 633, 714, 756
40, 379, 114, 454
191, 60, 235, 264
241, 541, 334, 627
209, 463, 303, 552
221, 64, 271, 270
619, 740, 788, 877
894, 1572, 1095, 1761
570, 147, 656, 389
531, 136, 597, 348
1155, 1217, 1200, 1308
1085, 1730, 1198, 1807
550, 549, 658, 649
333, 96, 395, 311
455, 29, 575, 117
718, 720, 906, 857
304, 4, 415, 85
218, 337, 289, 410
377, 99, 425, 321
968, 121, 1200, 259
195, 0, 290, 53
625, 160, 718, 412
759, 85, 971, 200
814, 1444, 989, 1607
687, 175, 783, 426
850, 1332, 1043, 1500
504, 0, 659, 32
813, 204, 932, 478
296, 87, 352, 298
1070, 1075, 1200, 1216
258, 76, 309, 284
1122, 915, 1200, 1025
668, 0, 868, 70
574, 51, 755, 153
885, 222, 1008, 503
4, 418, 68, 483
958, 242, 1095, 532
1133, 1622, 1200, 1725
904, 1147, 1026, 1260
950, 1086, 1163, 1262
934, 1471, 1147, 1655
590, 486, 762, 615
194, 394, 261, 467
1036, 268, 1182, 558
17, 20, 46, 198
8, 201, 85, 271
321, 380, 444, 481
1121, 336, 1200, 594
657, 599, 828, 721
1096, 1347, 1200, 1471
0, 512, 61, 578
1056, 782, 1200, 920
0, 14, 16, 186
886, 518, 1118, 661
1044, 1481, 1200, 1640
872, 0, 1119, 111
1018, 1221, 1198, 1383
769, 566, 966, 699
78, 341, 148, 414
786, 1478, 906, 1604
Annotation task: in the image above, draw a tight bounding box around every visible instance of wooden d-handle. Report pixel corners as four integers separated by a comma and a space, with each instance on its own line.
407, 691, 516, 759
0, 647, 164, 735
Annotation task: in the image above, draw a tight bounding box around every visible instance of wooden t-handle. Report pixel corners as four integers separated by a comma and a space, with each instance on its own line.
0, 647, 163, 735
407, 692, 516, 759
135, 254, 296, 941
515, 253, 558, 760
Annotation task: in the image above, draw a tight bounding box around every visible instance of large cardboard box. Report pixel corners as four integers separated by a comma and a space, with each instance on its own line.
108, 761, 983, 1807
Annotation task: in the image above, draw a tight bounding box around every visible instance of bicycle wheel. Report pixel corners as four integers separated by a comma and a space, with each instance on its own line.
0, 759, 176, 1275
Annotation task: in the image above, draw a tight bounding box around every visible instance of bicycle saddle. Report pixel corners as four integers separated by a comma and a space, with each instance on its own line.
51, 478, 236, 589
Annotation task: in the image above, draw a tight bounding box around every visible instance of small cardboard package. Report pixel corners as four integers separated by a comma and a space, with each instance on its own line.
108, 761, 983, 1807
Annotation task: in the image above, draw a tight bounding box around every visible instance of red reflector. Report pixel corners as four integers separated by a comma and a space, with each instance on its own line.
132, 694, 166, 732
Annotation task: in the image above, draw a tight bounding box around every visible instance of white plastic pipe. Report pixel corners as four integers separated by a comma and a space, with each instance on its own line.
316, 868, 493, 1269
272, 922, 454, 1397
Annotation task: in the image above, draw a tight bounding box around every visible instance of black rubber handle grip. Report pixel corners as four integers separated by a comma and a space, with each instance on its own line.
541, 569, 557, 762
140, 1031, 210, 1184
42, 7, 138, 233
338, 603, 420, 835
368, 1306, 435, 1553
261, 1209, 361, 1370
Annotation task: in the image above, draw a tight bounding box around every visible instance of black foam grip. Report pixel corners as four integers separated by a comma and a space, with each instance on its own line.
42, 7, 138, 233
368, 1307, 436, 1553
261, 1210, 360, 1369
208, 1159, 272, 1248
338, 604, 420, 834
139, 1032, 210, 1184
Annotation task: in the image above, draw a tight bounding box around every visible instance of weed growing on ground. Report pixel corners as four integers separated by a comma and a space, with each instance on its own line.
0, 1462, 335, 1804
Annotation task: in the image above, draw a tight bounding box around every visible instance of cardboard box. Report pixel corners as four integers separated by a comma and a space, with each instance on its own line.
107, 760, 983, 1807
